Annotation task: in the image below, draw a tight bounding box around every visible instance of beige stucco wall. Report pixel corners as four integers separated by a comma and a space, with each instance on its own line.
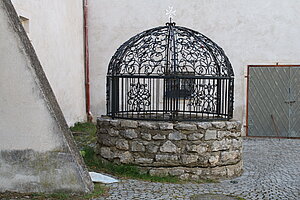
88, 0, 300, 133
11, 0, 86, 126
0, 1, 64, 152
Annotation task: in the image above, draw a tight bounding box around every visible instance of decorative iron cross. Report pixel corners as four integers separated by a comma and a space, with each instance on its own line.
166, 6, 176, 22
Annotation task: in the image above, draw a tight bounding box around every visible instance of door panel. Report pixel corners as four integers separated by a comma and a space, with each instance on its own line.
248, 67, 290, 137
289, 67, 300, 137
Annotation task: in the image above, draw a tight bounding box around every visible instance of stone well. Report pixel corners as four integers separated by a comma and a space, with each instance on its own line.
96, 117, 243, 180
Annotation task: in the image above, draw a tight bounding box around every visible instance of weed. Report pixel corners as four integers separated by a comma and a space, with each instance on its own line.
70, 122, 96, 136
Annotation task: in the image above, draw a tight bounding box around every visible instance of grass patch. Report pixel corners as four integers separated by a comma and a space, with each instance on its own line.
70, 122, 97, 150
0, 184, 107, 200
70, 122, 97, 136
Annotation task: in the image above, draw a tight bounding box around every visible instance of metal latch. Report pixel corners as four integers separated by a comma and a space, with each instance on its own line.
284, 100, 296, 104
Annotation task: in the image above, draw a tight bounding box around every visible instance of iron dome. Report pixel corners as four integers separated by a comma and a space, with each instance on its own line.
107, 22, 234, 121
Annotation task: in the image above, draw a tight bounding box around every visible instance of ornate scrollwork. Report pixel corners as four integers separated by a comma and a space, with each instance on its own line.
188, 83, 217, 112
108, 24, 233, 77
127, 81, 151, 111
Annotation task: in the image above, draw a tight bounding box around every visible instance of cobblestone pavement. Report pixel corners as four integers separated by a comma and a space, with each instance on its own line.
96, 138, 300, 200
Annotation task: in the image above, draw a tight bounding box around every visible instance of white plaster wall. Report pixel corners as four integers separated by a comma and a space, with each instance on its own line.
11, 0, 86, 126
0, 6, 63, 151
88, 0, 300, 132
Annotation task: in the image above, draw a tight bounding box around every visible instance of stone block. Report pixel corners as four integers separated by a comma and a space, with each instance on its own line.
100, 147, 114, 159
160, 141, 177, 153
97, 128, 108, 134
190, 175, 199, 180
107, 128, 119, 137
98, 134, 116, 146
179, 173, 190, 180
159, 122, 174, 130
109, 120, 120, 127
208, 154, 220, 165
140, 132, 151, 141
226, 165, 235, 177
152, 134, 166, 140
226, 121, 242, 130
221, 151, 240, 163
149, 168, 169, 176
169, 168, 185, 176
139, 121, 158, 129
131, 141, 145, 152
186, 144, 208, 154
198, 155, 210, 166
135, 158, 153, 164
211, 139, 231, 151
120, 129, 137, 139
211, 166, 227, 176
120, 120, 138, 128
217, 131, 230, 139
146, 144, 159, 153
97, 118, 111, 127
212, 121, 226, 129
196, 122, 212, 129
232, 139, 242, 149
174, 123, 197, 131
181, 154, 198, 165
117, 151, 134, 164
168, 131, 187, 140
205, 130, 217, 140
194, 169, 203, 176
187, 133, 204, 140
155, 154, 178, 162
116, 139, 129, 150
218, 131, 240, 138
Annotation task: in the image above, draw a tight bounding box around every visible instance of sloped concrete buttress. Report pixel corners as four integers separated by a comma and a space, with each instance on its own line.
0, 0, 93, 193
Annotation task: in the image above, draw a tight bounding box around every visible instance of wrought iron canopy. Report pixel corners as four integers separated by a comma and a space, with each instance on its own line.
107, 22, 234, 121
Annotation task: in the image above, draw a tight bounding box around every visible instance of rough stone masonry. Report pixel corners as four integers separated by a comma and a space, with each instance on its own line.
97, 118, 243, 180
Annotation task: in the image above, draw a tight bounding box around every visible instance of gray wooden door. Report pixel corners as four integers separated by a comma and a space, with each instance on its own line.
248, 66, 300, 138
